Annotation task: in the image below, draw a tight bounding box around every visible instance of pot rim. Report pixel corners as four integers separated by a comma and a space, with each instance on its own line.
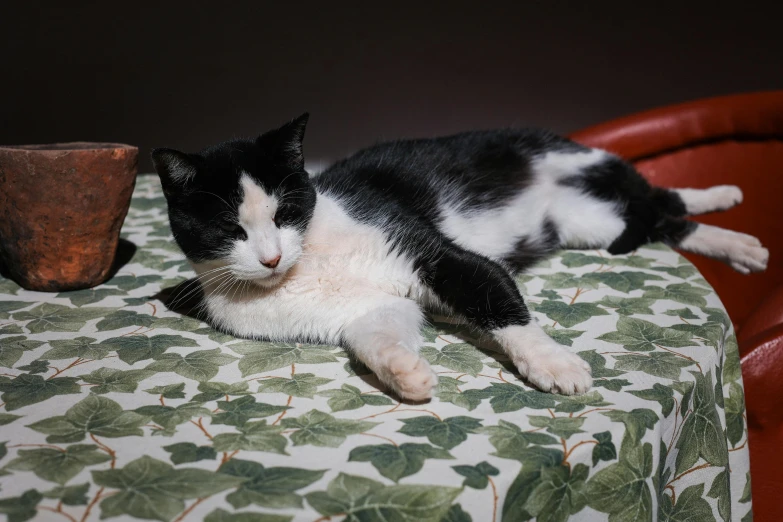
0, 142, 137, 152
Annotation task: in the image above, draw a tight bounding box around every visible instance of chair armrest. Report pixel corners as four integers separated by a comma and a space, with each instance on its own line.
738, 284, 783, 346
741, 323, 783, 429
569, 91, 783, 160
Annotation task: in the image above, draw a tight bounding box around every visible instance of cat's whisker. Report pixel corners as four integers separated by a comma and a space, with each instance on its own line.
276, 170, 300, 189
281, 188, 313, 198
187, 271, 232, 292
194, 266, 231, 278
228, 276, 244, 302
168, 270, 232, 309
211, 272, 237, 295
192, 190, 236, 211
167, 270, 224, 300
197, 270, 233, 290
207, 280, 233, 302
168, 277, 224, 311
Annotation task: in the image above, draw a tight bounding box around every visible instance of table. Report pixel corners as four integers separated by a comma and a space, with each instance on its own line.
0, 175, 752, 522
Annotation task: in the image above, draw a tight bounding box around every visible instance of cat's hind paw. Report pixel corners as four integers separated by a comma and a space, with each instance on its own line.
704, 185, 743, 212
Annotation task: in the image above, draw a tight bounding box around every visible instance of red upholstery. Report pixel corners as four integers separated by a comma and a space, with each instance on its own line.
570, 91, 783, 521
738, 285, 783, 347
741, 324, 783, 521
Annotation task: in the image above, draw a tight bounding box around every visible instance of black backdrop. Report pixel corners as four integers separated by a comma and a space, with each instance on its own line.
2, 1, 781, 171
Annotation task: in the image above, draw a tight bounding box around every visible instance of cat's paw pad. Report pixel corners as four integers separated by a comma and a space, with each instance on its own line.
708, 185, 743, 210
382, 348, 438, 401
515, 345, 592, 395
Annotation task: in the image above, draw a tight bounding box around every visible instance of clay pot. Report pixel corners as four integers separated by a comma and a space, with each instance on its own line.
0, 143, 138, 291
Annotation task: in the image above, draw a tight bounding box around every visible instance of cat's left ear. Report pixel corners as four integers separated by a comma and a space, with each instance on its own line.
151, 148, 199, 191
261, 112, 309, 169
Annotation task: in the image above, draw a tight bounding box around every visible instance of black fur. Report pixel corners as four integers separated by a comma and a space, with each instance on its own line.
423, 243, 532, 330
559, 156, 691, 254
502, 219, 559, 271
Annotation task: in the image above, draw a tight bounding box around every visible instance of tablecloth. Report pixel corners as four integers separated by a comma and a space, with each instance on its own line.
0, 175, 752, 522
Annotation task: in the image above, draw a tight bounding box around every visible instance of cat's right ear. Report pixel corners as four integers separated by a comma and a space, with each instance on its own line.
151, 148, 198, 189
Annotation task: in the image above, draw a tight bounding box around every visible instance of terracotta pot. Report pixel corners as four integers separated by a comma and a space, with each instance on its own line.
0, 142, 138, 291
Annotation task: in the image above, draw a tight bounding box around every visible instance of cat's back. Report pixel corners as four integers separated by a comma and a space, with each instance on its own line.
311, 127, 585, 211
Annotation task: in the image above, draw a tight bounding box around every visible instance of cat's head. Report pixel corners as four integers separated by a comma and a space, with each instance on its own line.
152, 113, 316, 288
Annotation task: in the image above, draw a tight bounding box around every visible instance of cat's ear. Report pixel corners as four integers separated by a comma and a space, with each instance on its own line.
260, 113, 309, 169
151, 148, 198, 188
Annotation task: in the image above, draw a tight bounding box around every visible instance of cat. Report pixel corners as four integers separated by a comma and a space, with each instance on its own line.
152, 114, 768, 400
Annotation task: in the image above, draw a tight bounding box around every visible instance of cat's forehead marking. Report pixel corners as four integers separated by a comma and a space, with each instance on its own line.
239, 174, 277, 226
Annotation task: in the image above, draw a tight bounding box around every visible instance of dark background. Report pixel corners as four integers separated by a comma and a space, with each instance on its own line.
2, 1, 781, 172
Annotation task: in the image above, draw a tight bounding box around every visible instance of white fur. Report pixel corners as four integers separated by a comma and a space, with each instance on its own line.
199, 191, 423, 336
679, 223, 768, 274
493, 323, 592, 395
532, 148, 608, 178
546, 189, 626, 248
439, 149, 625, 257
674, 185, 743, 215
297, 195, 423, 298
210, 175, 303, 288
198, 189, 439, 398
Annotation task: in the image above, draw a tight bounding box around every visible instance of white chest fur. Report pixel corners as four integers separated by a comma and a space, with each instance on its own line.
290, 194, 422, 298
198, 193, 422, 343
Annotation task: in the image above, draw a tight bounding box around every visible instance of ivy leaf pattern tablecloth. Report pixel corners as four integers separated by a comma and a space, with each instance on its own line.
0, 175, 752, 522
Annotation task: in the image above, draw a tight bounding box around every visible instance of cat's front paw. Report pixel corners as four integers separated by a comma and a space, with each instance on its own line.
510, 338, 592, 395
380, 347, 438, 402
499, 324, 592, 395
519, 349, 592, 395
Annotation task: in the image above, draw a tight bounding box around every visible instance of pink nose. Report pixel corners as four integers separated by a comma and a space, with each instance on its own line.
261, 255, 281, 269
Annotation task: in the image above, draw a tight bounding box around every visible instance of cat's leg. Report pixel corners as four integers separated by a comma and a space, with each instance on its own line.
652, 217, 769, 274
668, 186, 744, 215
606, 212, 768, 274
622, 185, 767, 273
531, 152, 764, 272
204, 281, 436, 400
342, 296, 438, 401
423, 244, 592, 394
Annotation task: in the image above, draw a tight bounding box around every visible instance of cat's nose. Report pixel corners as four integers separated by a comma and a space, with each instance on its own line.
260, 255, 281, 269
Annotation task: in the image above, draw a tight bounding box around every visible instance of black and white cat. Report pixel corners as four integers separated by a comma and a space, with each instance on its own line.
152, 114, 768, 400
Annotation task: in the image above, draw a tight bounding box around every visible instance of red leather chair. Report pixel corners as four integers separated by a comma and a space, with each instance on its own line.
570, 91, 783, 521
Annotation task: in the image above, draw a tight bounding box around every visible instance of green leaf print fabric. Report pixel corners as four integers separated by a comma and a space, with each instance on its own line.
0, 175, 751, 521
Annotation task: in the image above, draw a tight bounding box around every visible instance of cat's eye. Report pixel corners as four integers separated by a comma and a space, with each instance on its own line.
217, 219, 240, 233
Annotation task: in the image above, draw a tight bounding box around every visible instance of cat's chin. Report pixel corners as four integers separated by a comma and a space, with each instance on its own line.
249, 272, 287, 289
